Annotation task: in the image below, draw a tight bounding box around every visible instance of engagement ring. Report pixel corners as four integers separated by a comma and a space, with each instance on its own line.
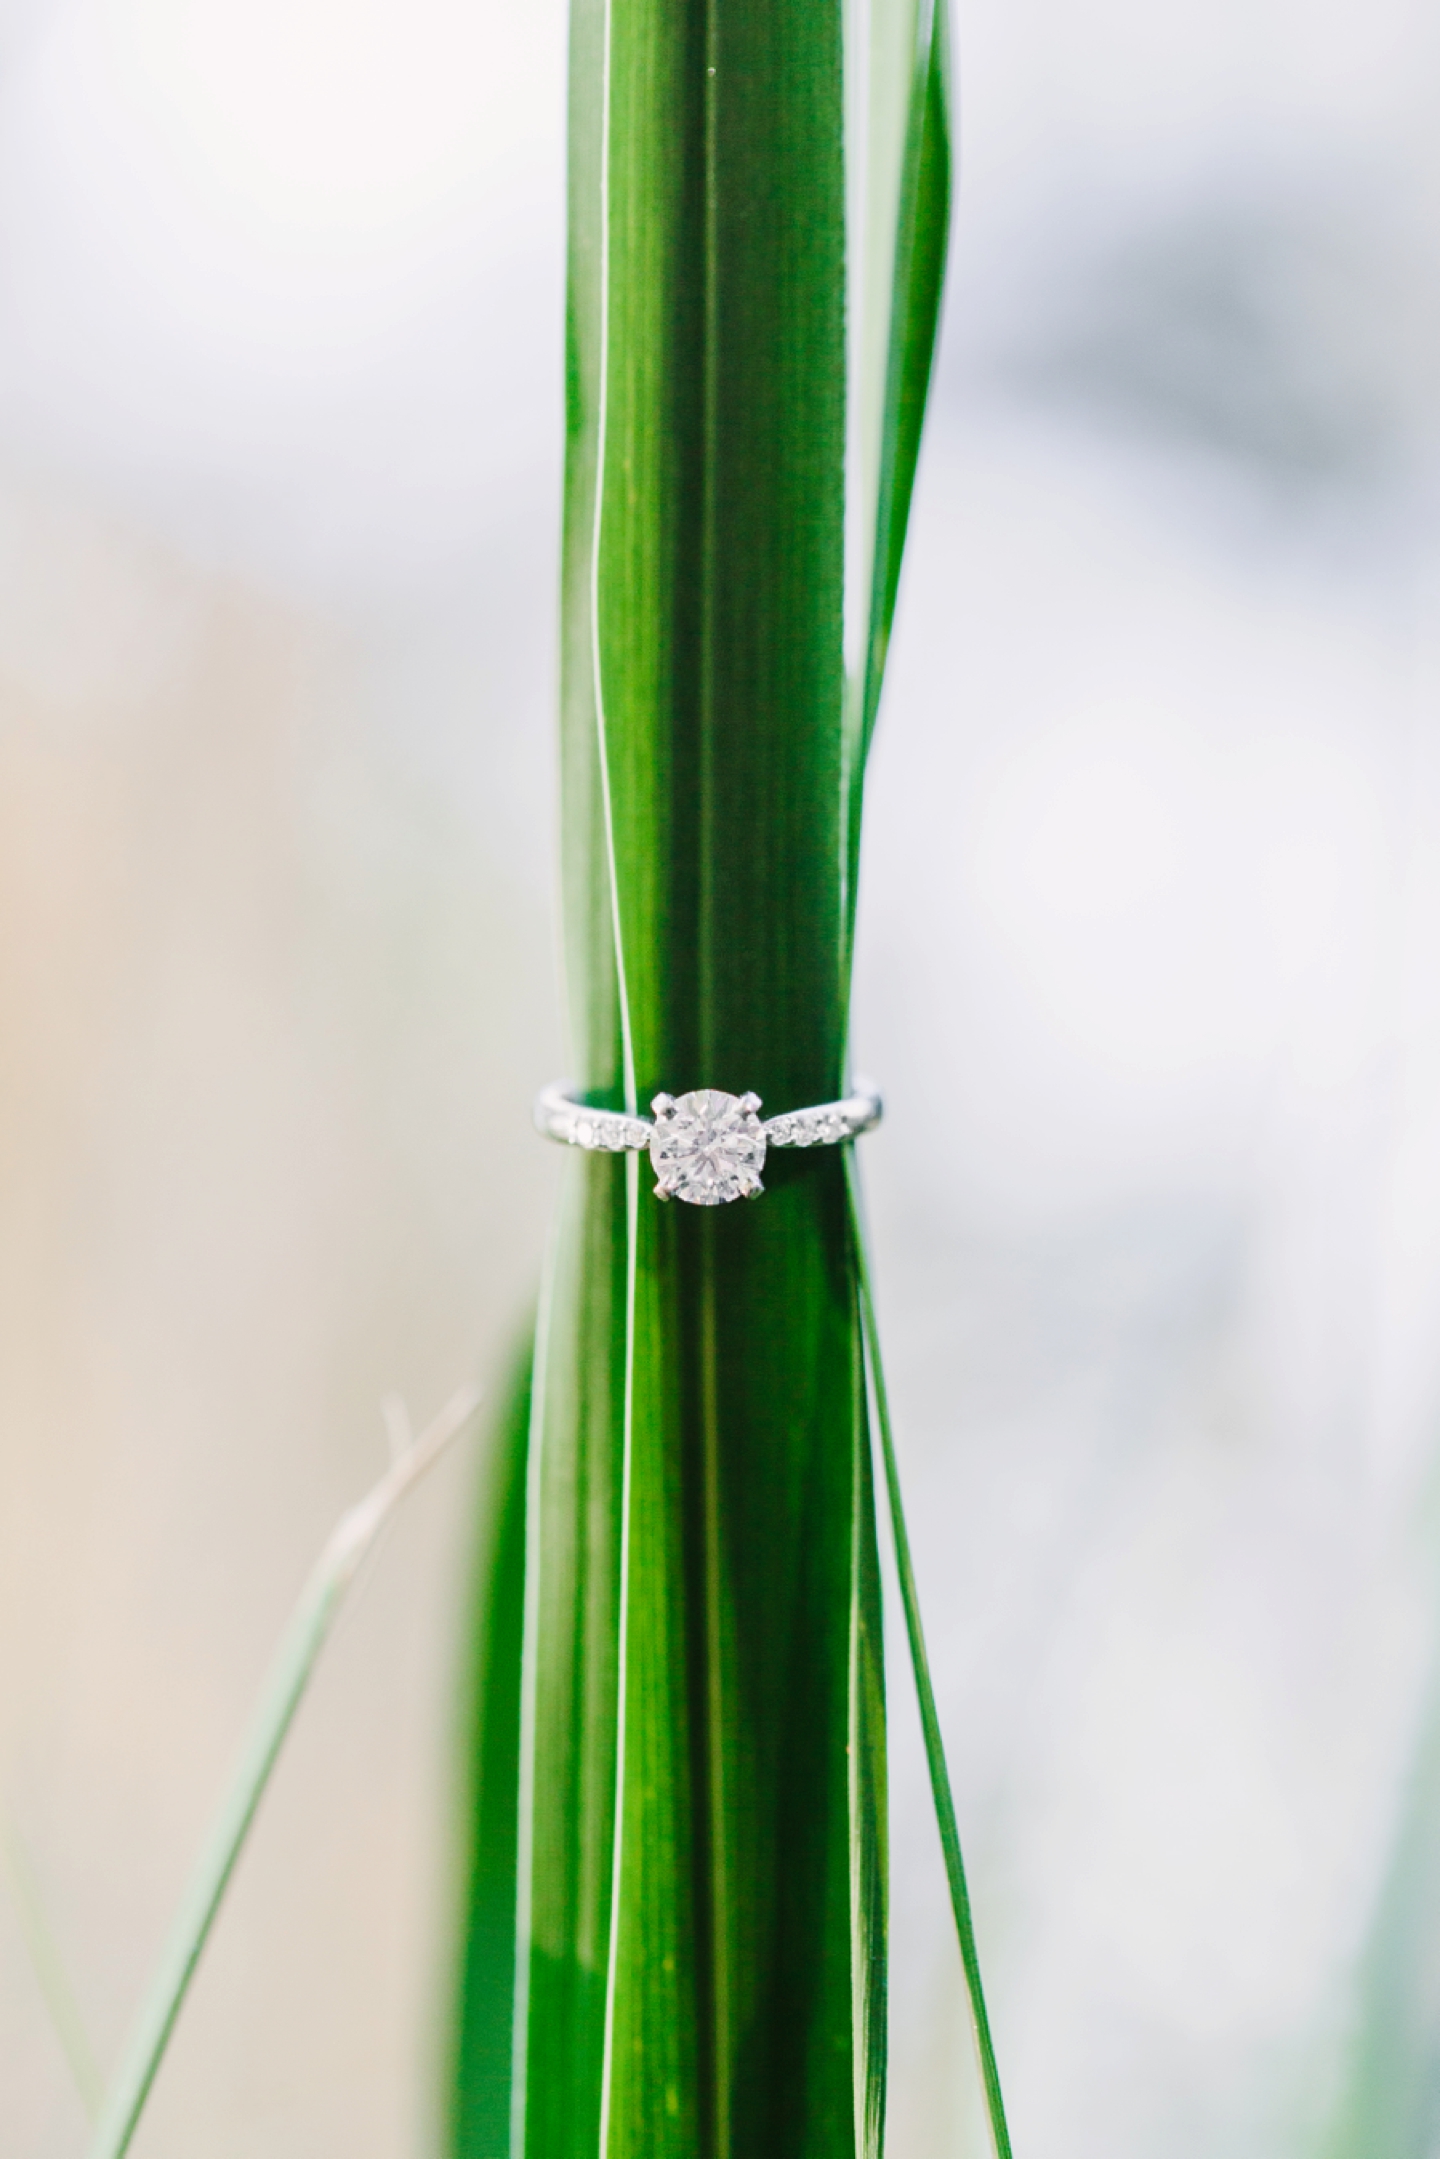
534, 1081, 882, 1205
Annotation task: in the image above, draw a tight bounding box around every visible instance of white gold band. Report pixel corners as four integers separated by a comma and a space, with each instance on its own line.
534, 1080, 881, 1205
533, 1082, 882, 1152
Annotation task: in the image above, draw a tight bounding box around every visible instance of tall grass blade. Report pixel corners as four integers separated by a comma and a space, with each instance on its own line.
844, 0, 953, 965
87, 1385, 481, 2159
449, 1341, 532, 2155
848, 1158, 1014, 2159
0, 1808, 104, 2117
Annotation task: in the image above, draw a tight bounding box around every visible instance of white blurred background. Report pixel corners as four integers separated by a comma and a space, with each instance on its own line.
0, 0, 1434, 2152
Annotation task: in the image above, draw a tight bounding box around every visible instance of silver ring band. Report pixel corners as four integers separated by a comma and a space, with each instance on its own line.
534, 1080, 882, 1204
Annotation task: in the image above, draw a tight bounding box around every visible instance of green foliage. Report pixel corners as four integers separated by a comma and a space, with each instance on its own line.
451, 1345, 532, 2158
448, 3, 1001, 2157
520, 4, 877, 2149
845, 0, 953, 969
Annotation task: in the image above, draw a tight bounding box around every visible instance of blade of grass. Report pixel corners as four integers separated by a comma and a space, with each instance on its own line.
855, 0, 952, 744
449, 1341, 532, 2158
0, 1807, 104, 2118
844, 0, 953, 972
838, 8, 1012, 2141
847, 1234, 890, 2159
847, 1155, 1014, 2159
87, 1383, 481, 2159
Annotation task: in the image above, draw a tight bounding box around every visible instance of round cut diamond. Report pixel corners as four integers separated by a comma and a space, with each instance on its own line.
650, 1089, 765, 1205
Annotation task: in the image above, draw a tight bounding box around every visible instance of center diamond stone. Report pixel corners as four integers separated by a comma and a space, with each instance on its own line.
650, 1089, 765, 1205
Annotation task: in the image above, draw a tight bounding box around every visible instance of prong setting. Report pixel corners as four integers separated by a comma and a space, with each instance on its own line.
649, 1088, 767, 1206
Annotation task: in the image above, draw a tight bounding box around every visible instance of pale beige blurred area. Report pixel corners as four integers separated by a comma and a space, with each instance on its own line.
0, 0, 1437, 2150
0, 480, 560, 2154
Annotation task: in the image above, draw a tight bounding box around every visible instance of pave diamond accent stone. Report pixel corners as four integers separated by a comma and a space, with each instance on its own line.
573, 1113, 650, 1152
650, 1089, 765, 1205
538, 1095, 651, 1150
764, 1103, 860, 1147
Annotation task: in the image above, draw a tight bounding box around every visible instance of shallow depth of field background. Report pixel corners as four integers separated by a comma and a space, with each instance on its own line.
0, 0, 1435, 2152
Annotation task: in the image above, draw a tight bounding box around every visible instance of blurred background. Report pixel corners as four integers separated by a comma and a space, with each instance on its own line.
0, 0, 1434, 2151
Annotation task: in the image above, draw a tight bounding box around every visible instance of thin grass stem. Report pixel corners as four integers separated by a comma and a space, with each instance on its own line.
85, 1383, 482, 2159
509, 1220, 562, 2159
846, 1155, 1014, 2159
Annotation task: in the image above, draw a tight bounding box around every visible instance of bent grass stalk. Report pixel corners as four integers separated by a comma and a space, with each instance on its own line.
848, 1157, 1014, 2159
84, 1383, 482, 2159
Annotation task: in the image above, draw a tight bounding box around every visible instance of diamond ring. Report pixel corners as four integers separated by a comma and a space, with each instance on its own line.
534, 1081, 883, 1205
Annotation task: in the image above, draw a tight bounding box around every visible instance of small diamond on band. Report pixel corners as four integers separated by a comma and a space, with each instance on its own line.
534, 1080, 882, 1206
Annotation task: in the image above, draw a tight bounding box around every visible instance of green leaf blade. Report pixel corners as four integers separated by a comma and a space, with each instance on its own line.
845, 0, 953, 962
849, 1157, 1013, 2159
450, 1345, 532, 2159
515, 1165, 879, 2159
